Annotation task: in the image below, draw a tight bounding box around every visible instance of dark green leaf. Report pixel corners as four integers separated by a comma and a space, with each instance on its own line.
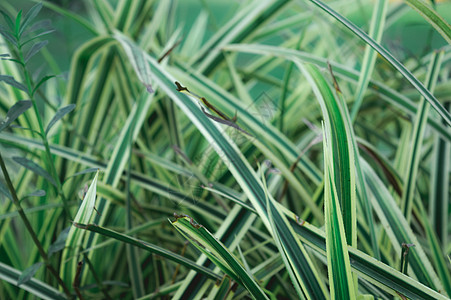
0, 10, 14, 31
19, 3, 43, 37
23, 19, 51, 36
17, 262, 43, 286
14, 10, 22, 37
25, 40, 48, 62
21, 29, 55, 47
0, 75, 28, 93
0, 25, 17, 45
12, 157, 57, 187
1, 58, 23, 66
32, 75, 55, 96
0, 100, 32, 132
45, 104, 75, 135
0, 54, 10, 57
48, 227, 70, 257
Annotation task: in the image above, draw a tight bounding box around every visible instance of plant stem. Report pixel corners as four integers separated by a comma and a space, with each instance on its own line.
16, 43, 72, 219
0, 151, 73, 299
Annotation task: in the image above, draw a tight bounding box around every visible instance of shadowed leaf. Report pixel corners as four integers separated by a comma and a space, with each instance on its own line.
0, 100, 32, 132
0, 75, 28, 93
45, 104, 76, 135
17, 262, 44, 286
12, 157, 57, 187
25, 40, 48, 62
19, 3, 43, 37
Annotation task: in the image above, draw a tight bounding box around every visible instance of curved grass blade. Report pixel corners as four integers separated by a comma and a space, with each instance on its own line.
171, 215, 269, 299
401, 51, 443, 222
223, 44, 451, 142
361, 159, 444, 293
170, 204, 256, 299
39, 0, 98, 35
299, 63, 356, 246
350, 0, 388, 121
114, 30, 154, 93
305, 0, 451, 126
404, 0, 451, 45
193, 0, 290, 74
72, 222, 222, 281
0, 262, 66, 300
144, 51, 328, 300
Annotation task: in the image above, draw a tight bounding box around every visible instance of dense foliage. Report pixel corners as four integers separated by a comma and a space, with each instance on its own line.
0, 0, 450, 299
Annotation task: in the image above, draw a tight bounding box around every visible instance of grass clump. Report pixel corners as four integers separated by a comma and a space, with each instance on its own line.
0, 0, 450, 299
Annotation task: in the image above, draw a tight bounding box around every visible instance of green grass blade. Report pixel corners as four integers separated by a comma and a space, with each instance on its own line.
404, 0, 451, 45
192, 0, 290, 73
290, 218, 448, 299
361, 159, 444, 293
299, 63, 356, 246
305, 0, 451, 126
322, 125, 355, 299
38, 0, 98, 35
350, 0, 388, 121
417, 201, 451, 296
171, 215, 269, 299
223, 43, 451, 142
429, 101, 450, 247
0, 262, 66, 300
60, 170, 99, 284
401, 50, 443, 221
172, 206, 256, 299
169, 66, 324, 218
125, 119, 144, 298
71, 222, 222, 281
115, 34, 328, 298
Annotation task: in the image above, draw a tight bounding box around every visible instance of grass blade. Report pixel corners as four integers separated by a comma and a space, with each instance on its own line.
404, 0, 451, 45
0, 262, 66, 300
401, 50, 443, 221
298, 63, 356, 246
223, 43, 451, 142
350, 0, 388, 121
305, 0, 451, 126
322, 125, 355, 299
171, 215, 269, 299
72, 222, 222, 281
60, 170, 99, 285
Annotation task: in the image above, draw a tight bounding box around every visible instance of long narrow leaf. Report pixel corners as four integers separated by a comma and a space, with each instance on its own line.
305, 0, 451, 126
